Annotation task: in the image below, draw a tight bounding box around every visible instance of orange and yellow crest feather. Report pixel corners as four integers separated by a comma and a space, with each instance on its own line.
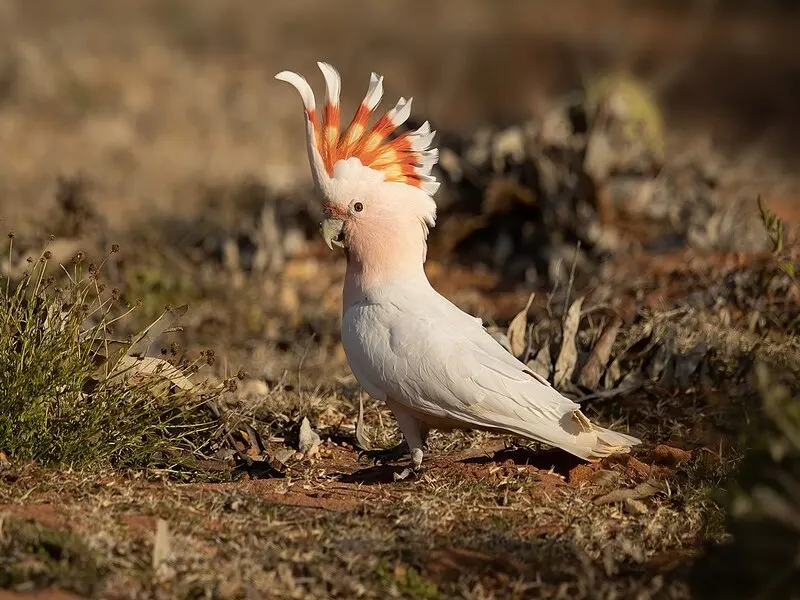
276, 62, 439, 196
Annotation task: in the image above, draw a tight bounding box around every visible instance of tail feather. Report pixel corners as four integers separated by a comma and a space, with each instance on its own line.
470, 408, 641, 463
558, 410, 641, 461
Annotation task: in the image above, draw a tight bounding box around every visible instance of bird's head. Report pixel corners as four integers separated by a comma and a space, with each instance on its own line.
275, 63, 440, 258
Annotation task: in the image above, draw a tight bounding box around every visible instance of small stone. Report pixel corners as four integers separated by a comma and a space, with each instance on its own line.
271, 448, 295, 466
239, 378, 269, 397
590, 469, 621, 488
568, 462, 601, 485
609, 454, 651, 480
653, 444, 692, 466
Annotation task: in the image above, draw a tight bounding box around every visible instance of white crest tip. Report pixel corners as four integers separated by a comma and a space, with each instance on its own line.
364, 73, 384, 110
412, 121, 431, 136
316, 62, 342, 105
391, 97, 413, 126
275, 71, 316, 112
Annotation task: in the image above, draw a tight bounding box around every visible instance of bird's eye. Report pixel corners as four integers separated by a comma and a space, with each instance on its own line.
352, 201, 364, 213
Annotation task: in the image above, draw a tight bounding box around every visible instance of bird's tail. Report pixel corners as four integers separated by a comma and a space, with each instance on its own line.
557, 409, 641, 461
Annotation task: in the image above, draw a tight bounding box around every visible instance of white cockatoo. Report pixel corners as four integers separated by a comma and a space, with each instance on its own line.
276, 62, 640, 475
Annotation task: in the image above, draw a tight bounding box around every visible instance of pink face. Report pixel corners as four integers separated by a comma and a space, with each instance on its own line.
321, 193, 393, 252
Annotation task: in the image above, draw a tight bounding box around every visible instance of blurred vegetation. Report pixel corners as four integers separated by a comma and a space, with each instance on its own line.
691, 362, 800, 599
0, 519, 106, 597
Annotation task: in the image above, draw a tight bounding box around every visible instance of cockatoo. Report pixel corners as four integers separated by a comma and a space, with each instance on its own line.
276, 62, 640, 476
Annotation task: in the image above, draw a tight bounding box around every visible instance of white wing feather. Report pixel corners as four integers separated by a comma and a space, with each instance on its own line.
342, 282, 639, 460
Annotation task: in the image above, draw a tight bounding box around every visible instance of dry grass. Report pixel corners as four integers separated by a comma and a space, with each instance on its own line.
0, 445, 735, 599
0, 1, 798, 598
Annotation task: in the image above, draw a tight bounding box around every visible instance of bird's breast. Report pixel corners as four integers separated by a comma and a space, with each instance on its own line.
341, 302, 393, 402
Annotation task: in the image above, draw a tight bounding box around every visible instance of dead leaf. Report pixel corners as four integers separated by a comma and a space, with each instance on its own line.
507, 293, 535, 358
675, 343, 707, 389
152, 519, 171, 568
584, 130, 615, 182
578, 316, 622, 389
244, 423, 266, 457
645, 338, 674, 381
594, 479, 666, 505
590, 469, 621, 488
271, 448, 296, 466
617, 369, 645, 391
554, 297, 584, 388
578, 372, 644, 400
114, 356, 194, 390
298, 417, 321, 454
527, 338, 552, 381
603, 358, 622, 389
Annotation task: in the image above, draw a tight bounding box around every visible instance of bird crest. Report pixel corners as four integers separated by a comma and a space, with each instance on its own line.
275, 62, 439, 196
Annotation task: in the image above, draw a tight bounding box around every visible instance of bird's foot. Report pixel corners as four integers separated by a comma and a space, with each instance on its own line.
358, 441, 409, 465
392, 466, 423, 482
392, 447, 425, 481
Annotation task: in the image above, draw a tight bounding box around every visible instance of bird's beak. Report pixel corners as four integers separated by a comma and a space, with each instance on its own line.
320, 217, 345, 250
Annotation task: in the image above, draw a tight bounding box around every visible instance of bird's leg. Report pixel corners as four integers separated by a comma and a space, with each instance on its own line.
358, 402, 428, 467
389, 405, 427, 481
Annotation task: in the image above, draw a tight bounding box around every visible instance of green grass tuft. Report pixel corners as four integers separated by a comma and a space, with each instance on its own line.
0, 237, 223, 472
377, 562, 443, 600
0, 518, 106, 596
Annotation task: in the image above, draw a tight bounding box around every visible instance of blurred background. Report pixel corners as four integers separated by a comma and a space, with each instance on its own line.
0, 0, 797, 230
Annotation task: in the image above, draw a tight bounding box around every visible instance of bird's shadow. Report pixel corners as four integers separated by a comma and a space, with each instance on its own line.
336, 446, 583, 484
462, 446, 584, 478
336, 464, 408, 485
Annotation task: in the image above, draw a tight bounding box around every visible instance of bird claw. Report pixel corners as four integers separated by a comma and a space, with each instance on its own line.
357, 441, 409, 465
392, 466, 423, 482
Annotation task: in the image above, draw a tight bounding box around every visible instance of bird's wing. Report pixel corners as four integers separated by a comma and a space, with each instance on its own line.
342, 288, 588, 451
